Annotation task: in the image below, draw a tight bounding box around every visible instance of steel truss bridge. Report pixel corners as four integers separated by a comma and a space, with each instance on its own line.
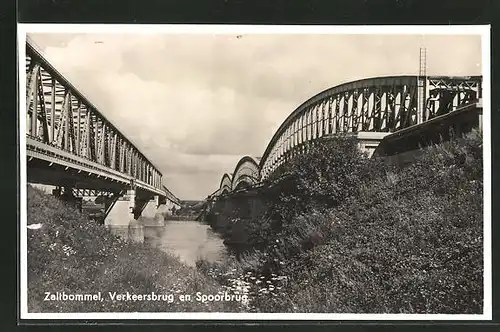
25, 39, 175, 203
211, 74, 482, 198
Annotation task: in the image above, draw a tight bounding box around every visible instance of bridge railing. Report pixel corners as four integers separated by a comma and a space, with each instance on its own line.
259, 75, 481, 179
25, 40, 164, 193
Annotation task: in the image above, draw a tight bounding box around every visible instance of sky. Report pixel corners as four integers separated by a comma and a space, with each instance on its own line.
26, 31, 482, 200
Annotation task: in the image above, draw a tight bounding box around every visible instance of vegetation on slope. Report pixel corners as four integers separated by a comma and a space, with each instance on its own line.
26, 130, 484, 314
202, 131, 484, 313
27, 186, 246, 312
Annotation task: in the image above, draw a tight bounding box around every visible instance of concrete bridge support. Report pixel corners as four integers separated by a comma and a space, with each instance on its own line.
141, 195, 167, 225
155, 198, 178, 219
103, 189, 176, 242
104, 188, 145, 243
206, 190, 268, 229
48, 184, 177, 243
356, 131, 390, 157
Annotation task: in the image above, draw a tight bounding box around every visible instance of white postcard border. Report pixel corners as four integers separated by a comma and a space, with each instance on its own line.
18, 23, 492, 321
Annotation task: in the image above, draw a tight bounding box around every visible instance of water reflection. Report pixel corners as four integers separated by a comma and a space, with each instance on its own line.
106, 219, 227, 266
145, 220, 227, 267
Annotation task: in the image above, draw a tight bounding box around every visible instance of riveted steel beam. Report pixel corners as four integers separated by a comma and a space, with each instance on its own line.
259, 75, 482, 180
25, 39, 172, 197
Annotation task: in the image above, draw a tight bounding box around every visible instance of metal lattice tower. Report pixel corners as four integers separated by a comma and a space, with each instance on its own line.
419, 47, 427, 77
417, 48, 427, 123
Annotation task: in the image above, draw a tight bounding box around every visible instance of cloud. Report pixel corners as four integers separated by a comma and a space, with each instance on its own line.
28, 32, 482, 199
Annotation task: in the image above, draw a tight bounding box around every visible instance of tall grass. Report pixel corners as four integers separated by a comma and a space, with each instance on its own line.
26, 186, 246, 312
201, 131, 484, 313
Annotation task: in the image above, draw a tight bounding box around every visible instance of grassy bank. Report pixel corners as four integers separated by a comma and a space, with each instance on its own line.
202, 131, 484, 313
26, 130, 484, 314
26, 186, 246, 312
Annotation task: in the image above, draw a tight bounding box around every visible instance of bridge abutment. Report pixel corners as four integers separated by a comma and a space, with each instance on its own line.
356, 132, 390, 157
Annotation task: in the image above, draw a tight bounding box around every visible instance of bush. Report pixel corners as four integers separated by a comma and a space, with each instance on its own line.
209, 136, 378, 257
203, 130, 484, 313
26, 186, 246, 312
269, 136, 373, 221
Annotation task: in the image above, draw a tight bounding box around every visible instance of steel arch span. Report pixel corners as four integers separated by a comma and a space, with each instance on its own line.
259, 75, 482, 179
218, 173, 233, 196
231, 156, 261, 192
211, 74, 482, 197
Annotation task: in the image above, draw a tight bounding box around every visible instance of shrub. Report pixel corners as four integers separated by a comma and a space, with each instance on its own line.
26, 185, 246, 312
204, 130, 484, 313
269, 136, 373, 222
212, 136, 378, 257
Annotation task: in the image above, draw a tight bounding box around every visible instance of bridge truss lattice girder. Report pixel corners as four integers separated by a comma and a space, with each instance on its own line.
259, 75, 481, 179
25, 41, 164, 195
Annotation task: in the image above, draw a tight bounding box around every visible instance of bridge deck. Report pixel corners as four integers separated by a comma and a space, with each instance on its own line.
373, 100, 482, 157
25, 39, 170, 198
211, 74, 482, 197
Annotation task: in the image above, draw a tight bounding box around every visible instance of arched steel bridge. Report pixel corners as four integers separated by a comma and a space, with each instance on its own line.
25, 39, 175, 201
218, 156, 261, 196
212, 74, 482, 197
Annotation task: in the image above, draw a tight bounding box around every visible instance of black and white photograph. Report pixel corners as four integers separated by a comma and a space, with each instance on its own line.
19, 25, 490, 320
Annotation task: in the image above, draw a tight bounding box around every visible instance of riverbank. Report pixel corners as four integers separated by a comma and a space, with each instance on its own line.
202, 131, 484, 313
26, 131, 484, 314
26, 185, 246, 312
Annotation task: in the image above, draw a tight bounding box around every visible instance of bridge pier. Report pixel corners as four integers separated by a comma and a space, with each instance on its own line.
140, 195, 168, 225
159, 198, 181, 218
104, 188, 144, 243
104, 190, 177, 241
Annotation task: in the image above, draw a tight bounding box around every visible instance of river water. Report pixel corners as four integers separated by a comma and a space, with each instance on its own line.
143, 219, 227, 267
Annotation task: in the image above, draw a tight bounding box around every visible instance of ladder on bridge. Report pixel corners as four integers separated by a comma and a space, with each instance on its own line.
417, 47, 427, 124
